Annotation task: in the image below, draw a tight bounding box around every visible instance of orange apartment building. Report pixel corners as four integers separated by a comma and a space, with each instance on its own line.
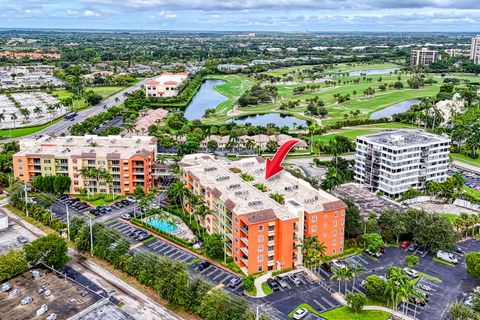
13, 135, 157, 195
180, 154, 346, 274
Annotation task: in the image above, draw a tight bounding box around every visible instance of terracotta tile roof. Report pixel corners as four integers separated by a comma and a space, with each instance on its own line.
245, 209, 277, 224
322, 200, 347, 211
146, 80, 160, 85
163, 80, 178, 85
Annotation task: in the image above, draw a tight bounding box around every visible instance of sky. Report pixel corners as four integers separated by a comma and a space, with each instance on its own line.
1, 0, 480, 32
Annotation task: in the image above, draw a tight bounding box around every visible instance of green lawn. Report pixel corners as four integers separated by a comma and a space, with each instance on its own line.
451, 153, 480, 168
440, 213, 459, 222
431, 258, 455, 269
320, 306, 390, 320
0, 117, 63, 138
52, 86, 125, 111
261, 282, 273, 296
464, 186, 480, 202
288, 303, 321, 318
205, 75, 254, 115
75, 194, 125, 207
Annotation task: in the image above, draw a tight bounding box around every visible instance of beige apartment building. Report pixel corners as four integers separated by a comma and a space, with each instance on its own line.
13, 135, 158, 195
470, 36, 480, 64
410, 48, 440, 66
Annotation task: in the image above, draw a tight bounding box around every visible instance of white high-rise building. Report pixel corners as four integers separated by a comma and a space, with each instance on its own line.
470, 35, 480, 64
354, 130, 451, 197
410, 48, 440, 66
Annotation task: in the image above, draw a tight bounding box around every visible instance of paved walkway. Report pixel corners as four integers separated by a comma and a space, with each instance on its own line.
333, 293, 416, 320
253, 271, 272, 298
452, 160, 480, 174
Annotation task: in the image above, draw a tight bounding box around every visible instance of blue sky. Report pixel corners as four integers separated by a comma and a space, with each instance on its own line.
1, 0, 480, 31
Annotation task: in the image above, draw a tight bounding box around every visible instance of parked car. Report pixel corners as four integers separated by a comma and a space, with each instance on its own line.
136, 233, 150, 241
229, 277, 242, 288
407, 243, 418, 252
436, 250, 458, 264
365, 248, 382, 257
403, 267, 419, 278
126, 196, 136, 203
196, 260, 211, 271
379, 246, 385, 254
455, 247, 465, 254
418, 283, 432, 292
416, 246, 427, 255
21, 296, 33, 305
59, 195, 69, 201
276, 276, 288, 288
465, 296, 475, 307
120, 200, 130, 205
292, 308, 309, 319
17, 236, 29, 244
288, 274, 301, 285
127, 228, 137, 237
121, 213, 132, 220
400, 240, 411, 249
266, 278, 280, 291
410, 294, 429, 306
331, 259, 346, 269
321, 263, 332, 272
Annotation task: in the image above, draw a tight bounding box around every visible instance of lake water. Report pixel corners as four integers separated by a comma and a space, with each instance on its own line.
348, 68, 400, 76
369, 99, 421, 120
184, 80, 228, 120
231, 113, 308, 129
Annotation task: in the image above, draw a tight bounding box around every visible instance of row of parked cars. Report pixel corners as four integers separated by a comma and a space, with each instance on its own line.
266, 273, 302, 291
125, 227, 151, 241
401, 240, 461, 264
59, 195, 93, 212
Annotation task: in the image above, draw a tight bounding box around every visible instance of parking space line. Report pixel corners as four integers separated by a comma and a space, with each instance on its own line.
164, 248, 178, 256
213, 271, 225, 281
151, 243, 164, 251
356, 255, 370, 265
160, 247, 175, 255
220, 274, 232, 284
206, 268, 218, 277
312, 299, 326, 311
320, 297, 336, 308
145, 240, 159, 247
200, 266, 213, 274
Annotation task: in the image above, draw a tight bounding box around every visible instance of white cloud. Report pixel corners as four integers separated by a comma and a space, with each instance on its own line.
84, 9, 99, 16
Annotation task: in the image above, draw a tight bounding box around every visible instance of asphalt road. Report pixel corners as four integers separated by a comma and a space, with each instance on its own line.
19, 79, 148, 139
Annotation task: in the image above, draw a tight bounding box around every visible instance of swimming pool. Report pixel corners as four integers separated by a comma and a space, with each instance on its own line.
147, 218, 179, 233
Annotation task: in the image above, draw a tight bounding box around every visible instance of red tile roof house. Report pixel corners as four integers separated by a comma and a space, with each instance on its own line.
145, 72, 188, 97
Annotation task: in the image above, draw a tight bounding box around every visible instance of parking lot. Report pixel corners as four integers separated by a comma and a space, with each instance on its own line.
0, 211, 36, 253
106, 219, 245, 294
261, 271, 340, 318
310, 242, 480, 320
49, 196, 135, 223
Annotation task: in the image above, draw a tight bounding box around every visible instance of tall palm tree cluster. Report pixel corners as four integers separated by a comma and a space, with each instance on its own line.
454, 212, 480, 238
78, 166, 113, 199
330, 262, 365, 296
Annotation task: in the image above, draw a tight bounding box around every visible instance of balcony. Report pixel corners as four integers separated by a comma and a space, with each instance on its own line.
240, 246, 249, 256
240, 256, 248, 266
240, 237, 248, 246
240, 226, 249, 235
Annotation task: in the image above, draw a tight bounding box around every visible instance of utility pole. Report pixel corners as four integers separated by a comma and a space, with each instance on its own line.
89, 217, 93, 253
24, 182, 29, 218
66, 204, 70, 241
255, 305, 259, 320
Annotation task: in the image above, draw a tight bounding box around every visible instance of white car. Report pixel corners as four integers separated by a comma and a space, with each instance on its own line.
292, 308, 309, 319
403, 267, 419, 278
331, 259, 347, 269
126, 196, 136, 203
436, 250, 458, 264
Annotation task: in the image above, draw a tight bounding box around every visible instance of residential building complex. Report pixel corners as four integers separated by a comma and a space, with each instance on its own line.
470, 35, 480, 64
145, 72, 188, 97
354, 130, 451, 197
410, 48, 440, 66
180, 154, 346, 274
201, 134, 308, 151
13, 135, 158, 195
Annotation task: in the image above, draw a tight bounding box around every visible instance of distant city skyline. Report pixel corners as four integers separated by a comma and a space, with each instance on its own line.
1, 0, 480, 32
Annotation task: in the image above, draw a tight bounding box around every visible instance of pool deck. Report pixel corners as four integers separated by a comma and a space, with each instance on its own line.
143, 212, 195, 242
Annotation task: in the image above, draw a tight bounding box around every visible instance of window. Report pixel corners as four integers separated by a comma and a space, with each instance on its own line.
258, 256, 263, 263
234, 217, 238, 223
333, 240, 336, 246
45, 167, 51, 171
258, 235, 264, 242
311, 216, 317, 222
333, 249, 336, 254
235, 247, 238, 253
235, 256, 238, 262
268, 245, 274, 251
235, 227, 238, 233
17, 159, 22, 163
268, 226, 274, 232
340, 238, 344, 244
334, 221, 337, 227
258, 225, 264, 232
258, 266, 263, 272
341, 220, 345, 225
18, 166, 23, 170
234, 237, 238, 243
340, 229, 344, 234
258, 245, 264, 252
341, 210, 345, 216
312, 226, 317, 232
44, 159, 51, 163
333, 230, 337, 236
334, 211, 338, 217
340, 247, 344, 253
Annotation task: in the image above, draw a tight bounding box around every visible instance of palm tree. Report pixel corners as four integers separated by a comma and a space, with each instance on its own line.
245, 138, 255, 152
99, 168, 113, 200
349, 262, 365, 293
0, 112, 5, 131
10, 113, 18, 129
321, 167, 344, 191
79, 167, 98, 198
33, 106, 42, 119
301, 236, 327, 268
331, 267, 351, 295
19, 108, 30, 123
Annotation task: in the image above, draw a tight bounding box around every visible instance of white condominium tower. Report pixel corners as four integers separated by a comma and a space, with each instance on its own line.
354, 130, 451, 197
470, 35, 480, 64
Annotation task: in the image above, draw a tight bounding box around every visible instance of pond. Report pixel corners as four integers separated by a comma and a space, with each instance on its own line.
348, 68, 400, 76
184, 79, 228, 120
147, 218, 179, 233
230, 113, 308, 129
369, 99, 421, 120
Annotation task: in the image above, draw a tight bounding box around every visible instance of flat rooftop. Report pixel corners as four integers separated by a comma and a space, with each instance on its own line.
357, 130, 450, 148
0, 265, 102, 320
15, 135, 157, 159
181, 154, 345, 220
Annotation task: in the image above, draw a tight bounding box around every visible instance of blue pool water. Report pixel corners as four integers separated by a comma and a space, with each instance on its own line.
147, 219, 178, 233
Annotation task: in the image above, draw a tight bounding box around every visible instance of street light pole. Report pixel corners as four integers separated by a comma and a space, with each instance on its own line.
66, 204, 70, 241
89, 217, 93, 253
24, 182, 29, 218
